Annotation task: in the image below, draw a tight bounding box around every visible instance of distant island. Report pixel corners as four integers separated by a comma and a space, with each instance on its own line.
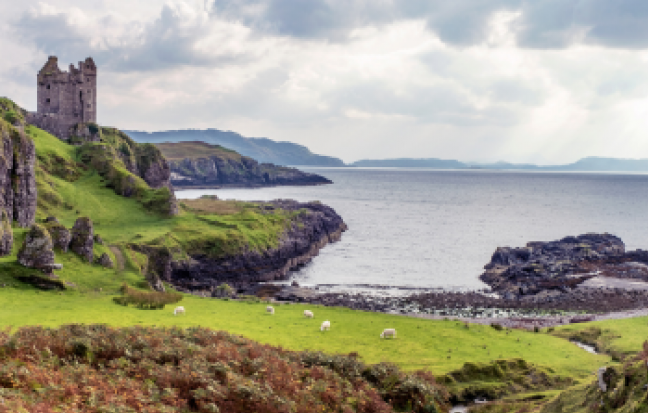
156, 141, 332, 188
125, 129, 345, 167
350, 156, 648, 172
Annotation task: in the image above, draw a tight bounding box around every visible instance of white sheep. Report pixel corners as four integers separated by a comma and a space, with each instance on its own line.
173, 306, 185, 316
266, 306, 275, 315
321, 320, 331, 331
380, 328, 397, 339
304, 310, 314, 318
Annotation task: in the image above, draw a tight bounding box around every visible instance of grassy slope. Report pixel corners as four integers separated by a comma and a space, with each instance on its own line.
28, 124, 294, 261
156, 141, 240, 161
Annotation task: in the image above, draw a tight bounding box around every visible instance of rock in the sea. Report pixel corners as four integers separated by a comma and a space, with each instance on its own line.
18, 224, 55, 269
44, 221, 72, 252
0, 209, 13, 256
70, 217, 94, 263
97, 252, 114, 268
480, 233, 626, 299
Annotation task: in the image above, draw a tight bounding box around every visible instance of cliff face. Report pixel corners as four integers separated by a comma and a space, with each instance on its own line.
157, 141, 332, 189
0, 117, 37, 257
165, 200, 346, 292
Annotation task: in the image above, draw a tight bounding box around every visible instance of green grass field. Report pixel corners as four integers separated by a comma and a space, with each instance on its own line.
0, 286, 609, 377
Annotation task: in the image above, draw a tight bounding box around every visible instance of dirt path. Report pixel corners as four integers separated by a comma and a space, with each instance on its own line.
109, 246, 125, 271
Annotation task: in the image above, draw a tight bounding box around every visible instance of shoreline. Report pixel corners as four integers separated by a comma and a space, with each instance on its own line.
217, 281, 648, 330
173, 182, 331, 190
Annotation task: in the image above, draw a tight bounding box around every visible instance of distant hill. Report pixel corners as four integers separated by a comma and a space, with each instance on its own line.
125, 129, 345, 167
350, 158, 466, 168
351, 156, 648, 172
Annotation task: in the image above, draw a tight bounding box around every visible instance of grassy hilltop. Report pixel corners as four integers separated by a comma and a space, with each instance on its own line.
2, 97, 648, 411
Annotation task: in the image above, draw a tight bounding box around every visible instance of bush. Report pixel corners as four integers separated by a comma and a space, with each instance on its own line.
490, 323, 504, 331
3, 110, 20, 125
0, 325, 450, 413
113, 284, 182, 309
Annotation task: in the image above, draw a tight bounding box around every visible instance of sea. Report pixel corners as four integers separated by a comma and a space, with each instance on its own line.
175, 168, 648, 294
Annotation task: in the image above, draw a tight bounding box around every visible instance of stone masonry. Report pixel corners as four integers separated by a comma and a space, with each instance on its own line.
26, 56, 97, 139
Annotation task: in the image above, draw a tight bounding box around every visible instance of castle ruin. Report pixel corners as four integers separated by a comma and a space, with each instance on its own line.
27, 56, 97, 139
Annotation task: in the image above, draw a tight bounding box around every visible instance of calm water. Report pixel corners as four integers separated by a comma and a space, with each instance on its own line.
176, 168, 648, 291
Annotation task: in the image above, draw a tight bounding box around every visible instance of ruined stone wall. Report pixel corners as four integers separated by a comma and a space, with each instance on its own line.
29, 56, 97, 139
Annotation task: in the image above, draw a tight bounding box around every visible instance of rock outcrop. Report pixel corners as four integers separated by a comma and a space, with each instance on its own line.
169, 200, 347, 292
0, 115, 37, 234
0, 210, 13, 255
18, 224, 55, 269
480, 233, 632, 299
97, 253, 114, 268
44, 221, 72, 252
70, 217, 94, 263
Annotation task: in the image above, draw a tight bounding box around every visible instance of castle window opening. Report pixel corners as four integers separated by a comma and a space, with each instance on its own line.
46, 98, 50, 103
46, 84, 50, 90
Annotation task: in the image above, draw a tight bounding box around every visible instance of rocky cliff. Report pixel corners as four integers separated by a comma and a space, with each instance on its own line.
154, 200, 346, 293
0, 102, 38, 256
156, 141, 332, 188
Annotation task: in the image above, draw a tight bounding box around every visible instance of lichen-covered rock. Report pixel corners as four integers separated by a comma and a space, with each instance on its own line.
44, 221, 72, 252
97, 252, 114, 268
18, 224, 55, 269
11, 129, 37, 228
70, 217, 94, 263
0, 118, 36, 228
0, 209, 13, 256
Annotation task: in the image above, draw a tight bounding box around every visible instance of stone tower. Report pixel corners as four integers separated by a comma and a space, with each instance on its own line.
28, 56, 97, 139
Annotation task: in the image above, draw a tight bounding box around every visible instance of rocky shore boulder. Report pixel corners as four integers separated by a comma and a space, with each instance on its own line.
480, 233, 627, 299
70, 217, 94, 263
18, 224, 55, 269
44, 221, 72, 252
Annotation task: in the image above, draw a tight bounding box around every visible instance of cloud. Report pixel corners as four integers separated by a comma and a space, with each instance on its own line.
11, 1, 276, 72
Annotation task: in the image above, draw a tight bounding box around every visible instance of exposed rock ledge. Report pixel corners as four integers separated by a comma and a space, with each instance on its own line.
479, 233, 648, 300
164, 200, 346, 292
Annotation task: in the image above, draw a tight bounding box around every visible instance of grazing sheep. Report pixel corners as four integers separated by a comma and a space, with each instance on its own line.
321, 320, 331, 331
173, 306, 185, 316
380, 328, 396, 339
266, 306, 275, 315
304, 310, 314, 318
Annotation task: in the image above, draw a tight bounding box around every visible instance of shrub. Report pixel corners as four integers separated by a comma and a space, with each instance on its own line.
3, 110, 20, 125
113, 284, 182, 309
0, 325, 450, 412
490, 323, 503, 331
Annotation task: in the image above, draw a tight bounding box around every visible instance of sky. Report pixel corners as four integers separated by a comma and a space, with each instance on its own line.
2, 1, 648, 164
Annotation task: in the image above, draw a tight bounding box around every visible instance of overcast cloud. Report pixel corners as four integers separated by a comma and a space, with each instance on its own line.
3, 0, 648, 164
